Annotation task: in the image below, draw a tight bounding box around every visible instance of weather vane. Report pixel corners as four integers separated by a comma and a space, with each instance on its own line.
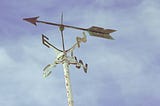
23, 13, 116, 106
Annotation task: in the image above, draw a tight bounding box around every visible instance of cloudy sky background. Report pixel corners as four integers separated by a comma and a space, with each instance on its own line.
0, 0, 160, 106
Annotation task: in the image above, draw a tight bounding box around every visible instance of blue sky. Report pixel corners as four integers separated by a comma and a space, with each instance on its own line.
0, 0, 160, 106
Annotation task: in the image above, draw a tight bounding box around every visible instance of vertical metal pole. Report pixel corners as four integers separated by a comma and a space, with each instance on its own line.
60, 13, 73, 106
63, 61, 74, 106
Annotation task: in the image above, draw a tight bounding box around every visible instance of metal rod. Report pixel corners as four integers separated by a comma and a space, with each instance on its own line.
60, 13, 66, 53
60, 13, 74, 106
37, 20, 114, 35
60, 30, 66, 52
37, 20, 87, 31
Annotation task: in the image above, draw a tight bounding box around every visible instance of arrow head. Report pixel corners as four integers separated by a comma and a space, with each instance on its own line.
23, 16, 39, 26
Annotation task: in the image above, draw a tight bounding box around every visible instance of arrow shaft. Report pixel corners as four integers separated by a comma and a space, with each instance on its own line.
37, 20, 113, 35
37, 20, 88, 31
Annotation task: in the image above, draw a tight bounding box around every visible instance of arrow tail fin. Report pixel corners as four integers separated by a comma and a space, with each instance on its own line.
88, 31, 114, 40
88, 26, 116, 39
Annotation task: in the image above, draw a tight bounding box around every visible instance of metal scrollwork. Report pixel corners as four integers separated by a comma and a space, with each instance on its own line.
42, 32, 88, 78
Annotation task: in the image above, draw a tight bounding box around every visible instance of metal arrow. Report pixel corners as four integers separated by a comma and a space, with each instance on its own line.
23, 16, 116, 40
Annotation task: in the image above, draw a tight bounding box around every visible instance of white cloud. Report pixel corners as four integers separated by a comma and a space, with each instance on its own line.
0, 48, 15, 68
1, 0, 160, 106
